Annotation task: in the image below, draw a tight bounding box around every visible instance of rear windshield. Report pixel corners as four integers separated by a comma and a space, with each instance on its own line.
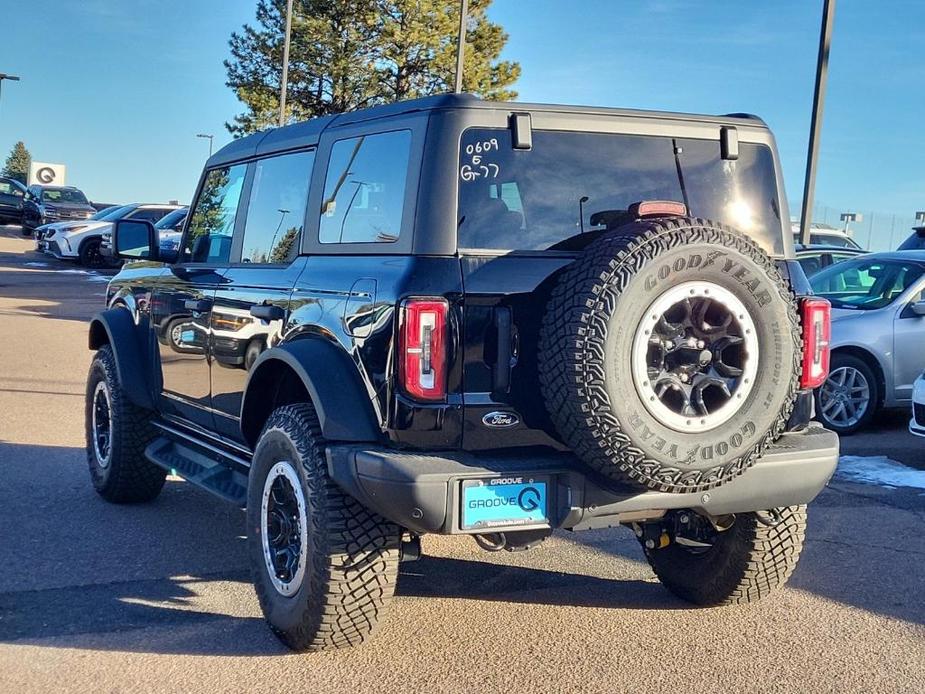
457, 128, 783, 255
155, 208, 188, 231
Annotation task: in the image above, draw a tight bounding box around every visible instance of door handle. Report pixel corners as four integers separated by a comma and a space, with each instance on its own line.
184, 299, 212, 312
250, 303, 285, 321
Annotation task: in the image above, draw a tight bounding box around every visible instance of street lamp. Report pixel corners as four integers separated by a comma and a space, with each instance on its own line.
840, 212, 862, 236
0, 73, 21, 115
196, 133, 214, 157
915, 211, 925, 225
454, 0, 469, 93
279, 0, 294, 127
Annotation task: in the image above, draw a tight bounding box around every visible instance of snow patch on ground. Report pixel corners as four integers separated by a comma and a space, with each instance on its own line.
24, 262, 49, 267
836, 455, 925, 490
85, 275, 111, 282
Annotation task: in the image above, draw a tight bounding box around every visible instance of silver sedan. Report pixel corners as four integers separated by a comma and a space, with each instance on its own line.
809, 251, 925, 434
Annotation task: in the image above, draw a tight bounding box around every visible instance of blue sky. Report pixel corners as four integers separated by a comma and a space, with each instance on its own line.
1, 1, 922, 248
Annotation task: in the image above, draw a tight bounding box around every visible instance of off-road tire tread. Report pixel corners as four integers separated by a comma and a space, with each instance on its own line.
644, 505, 807, 605
538, 218, 802, 493
86, 345, 165, 502
252, 404, 401, 652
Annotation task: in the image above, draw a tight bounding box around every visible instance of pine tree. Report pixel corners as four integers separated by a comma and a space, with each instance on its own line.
2, 141, 30, 185
224, 0, 520, 136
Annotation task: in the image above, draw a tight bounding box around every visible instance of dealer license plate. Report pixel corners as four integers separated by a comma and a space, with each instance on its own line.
460, 478, 548, 531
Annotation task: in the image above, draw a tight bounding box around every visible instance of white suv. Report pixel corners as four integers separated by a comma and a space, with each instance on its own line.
42, 203, 181, 266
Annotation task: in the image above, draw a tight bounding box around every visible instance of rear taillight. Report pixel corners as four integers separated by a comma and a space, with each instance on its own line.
800, 298, 831, 389
399, 298, 448, 402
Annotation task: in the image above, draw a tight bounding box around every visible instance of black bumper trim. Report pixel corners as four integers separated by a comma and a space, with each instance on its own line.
327, 424, 839, 535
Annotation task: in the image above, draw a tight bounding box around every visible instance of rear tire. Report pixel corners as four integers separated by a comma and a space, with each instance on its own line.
85, 345, 166, 503
247, 403, 402, 651
643, 506, 807, 605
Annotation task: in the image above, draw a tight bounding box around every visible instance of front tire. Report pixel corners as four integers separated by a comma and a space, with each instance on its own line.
85, 345, 166, 503
247, 403, 402, 651
643, 506, 807, 605
79, 237, 104, 267
815, 353, 878, 435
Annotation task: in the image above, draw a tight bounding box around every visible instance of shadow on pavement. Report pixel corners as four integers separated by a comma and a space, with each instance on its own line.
0, 228, 116, 323
0, 555, 681, 657
559, 485, 925, 628
0, 438, 922, 659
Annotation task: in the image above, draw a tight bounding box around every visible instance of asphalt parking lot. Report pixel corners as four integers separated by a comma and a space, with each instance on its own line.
0, 224, 922, 693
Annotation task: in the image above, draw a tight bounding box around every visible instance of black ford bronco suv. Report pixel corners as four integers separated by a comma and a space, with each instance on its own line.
87, 94, 838, 651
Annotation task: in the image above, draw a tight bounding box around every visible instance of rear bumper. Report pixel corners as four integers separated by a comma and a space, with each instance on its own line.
327, 424, 839, 535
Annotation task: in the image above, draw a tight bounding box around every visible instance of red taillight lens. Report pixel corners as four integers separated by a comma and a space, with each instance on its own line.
800, 298, 831, 389
399, 298, 448, 402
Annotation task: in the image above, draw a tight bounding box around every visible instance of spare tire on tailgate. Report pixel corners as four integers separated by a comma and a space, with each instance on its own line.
539, 217, 801, 493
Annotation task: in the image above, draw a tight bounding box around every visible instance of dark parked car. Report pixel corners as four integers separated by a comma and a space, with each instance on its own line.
90, 94, 837, 652
897, 225, 925, 251
21, 184, 95, 235
0, 176, 27, 225
794, 243, 867, 277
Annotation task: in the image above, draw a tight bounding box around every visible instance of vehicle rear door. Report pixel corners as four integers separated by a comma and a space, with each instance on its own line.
455, 122, 786, 451
456, 126, 688, 451
209, 149, 315, 442
151, 163, 247, 431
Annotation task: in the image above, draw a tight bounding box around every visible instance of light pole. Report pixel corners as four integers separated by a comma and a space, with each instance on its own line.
799, 0, 836, 246
840, 211, 861, 237
279, 0, 294, 127
0, 73, 21, 116
454, 0, 469, 93
196, 133, 214, 157
916, 211, 925, 225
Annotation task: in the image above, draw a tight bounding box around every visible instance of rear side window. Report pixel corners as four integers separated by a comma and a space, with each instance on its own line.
319, 130, 411, 244
185, 164, 247, 263
240, 150, 314, 263
129, 208, 170, 223
457, 129, 783, 255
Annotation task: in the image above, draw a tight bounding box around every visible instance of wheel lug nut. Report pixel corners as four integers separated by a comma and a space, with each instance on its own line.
697, 341, 705, 349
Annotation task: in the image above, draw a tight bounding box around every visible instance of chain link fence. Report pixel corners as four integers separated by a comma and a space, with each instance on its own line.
803, 201, 922, 252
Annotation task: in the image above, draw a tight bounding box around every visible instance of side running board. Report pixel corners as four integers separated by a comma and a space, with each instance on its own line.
145, 437, 248, 507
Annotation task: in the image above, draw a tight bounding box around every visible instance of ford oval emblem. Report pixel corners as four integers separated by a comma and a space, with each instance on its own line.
482, 411, 520, 428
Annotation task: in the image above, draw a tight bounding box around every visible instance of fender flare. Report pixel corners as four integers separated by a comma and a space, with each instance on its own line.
240, 339, 381, 446
88, 307, 154, 409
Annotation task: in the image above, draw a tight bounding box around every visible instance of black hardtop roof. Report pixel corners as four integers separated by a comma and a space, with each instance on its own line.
207, 93, 768, 167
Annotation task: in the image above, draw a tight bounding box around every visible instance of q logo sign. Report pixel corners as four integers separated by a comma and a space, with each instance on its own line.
36, 167, 56, 184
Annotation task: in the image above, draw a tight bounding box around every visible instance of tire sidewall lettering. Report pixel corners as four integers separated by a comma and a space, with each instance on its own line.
644, 249, 775, 307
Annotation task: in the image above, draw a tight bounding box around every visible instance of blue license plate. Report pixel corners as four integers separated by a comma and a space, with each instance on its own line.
461, 478, 548, 530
